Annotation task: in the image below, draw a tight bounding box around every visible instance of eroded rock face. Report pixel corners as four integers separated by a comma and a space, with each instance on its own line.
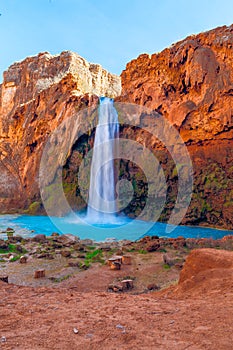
117, 24, 233, 229
0, 51, 121, 212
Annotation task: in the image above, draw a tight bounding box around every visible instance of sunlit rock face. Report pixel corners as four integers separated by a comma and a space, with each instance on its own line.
0, 51, 121, 212
117, 24, 233, 229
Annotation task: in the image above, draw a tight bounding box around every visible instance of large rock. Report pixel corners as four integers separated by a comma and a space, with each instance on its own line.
174, 248, 233, 296
118, 24, 233, 229
179, 248, 233, 284
0, 51, 121, 213
32, 234, 47, 243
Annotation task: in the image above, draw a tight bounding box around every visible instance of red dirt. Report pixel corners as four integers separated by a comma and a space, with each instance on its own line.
0, 249, 233, 349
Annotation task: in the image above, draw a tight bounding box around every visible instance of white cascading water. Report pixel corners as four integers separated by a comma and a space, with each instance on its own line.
86, 97, 119, 223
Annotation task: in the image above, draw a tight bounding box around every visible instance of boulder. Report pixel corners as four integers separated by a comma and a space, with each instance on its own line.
172, 249, 233, 297
0, 276, 8, 283
61, 249, 71, 258
51, 232, 60, 237
32, 234, 47, 243
146, 241, 160, 252
0, 240, 8, 250
163, 254, 175, 267
179, 248, 233, 284
55, 234, 79, 247
19, 256, 27, 264
147, 283, 159, 291
68, 260, 81, 267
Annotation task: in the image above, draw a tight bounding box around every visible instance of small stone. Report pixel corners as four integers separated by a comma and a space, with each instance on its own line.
37, 252, 54, 259
1, 336, 6, 342
80, 239, 94, 246
108, 284, 123, 292
7, 235, 23, 243
105, 237, 117, 243
68, 260, 81, 267
73, 243, 81, 251
116, 324, 124, 330
16, 244, 24, 253
19, 256, 27, 264
99, 243, 111, 251
147, 283, 159, 291
116, 324, 126, 333
0, 276, 8, 283
51, 232, 60, 237
174, 262, 183, 269
73, 328, 79, 334
61, 250, 71, 258
79, 263, 88, 270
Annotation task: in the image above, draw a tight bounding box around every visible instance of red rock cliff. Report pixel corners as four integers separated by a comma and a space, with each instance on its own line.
118, 24, 233, 229
0, 51, 121, 212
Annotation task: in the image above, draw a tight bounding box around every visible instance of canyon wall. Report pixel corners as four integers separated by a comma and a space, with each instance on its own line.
117, 24, 233, 229
0, 51, 121, 212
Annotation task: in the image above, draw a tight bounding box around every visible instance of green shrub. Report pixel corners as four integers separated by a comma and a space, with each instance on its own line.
24, 201, 41, 215
138, 249, 147, 254
50, 274, 71, 283
10, 255, 21, 262
84, 249, 104, 266
163, 264, 171, 270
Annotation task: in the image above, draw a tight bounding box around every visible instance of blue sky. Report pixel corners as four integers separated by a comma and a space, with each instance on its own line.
0, 0, 233, 80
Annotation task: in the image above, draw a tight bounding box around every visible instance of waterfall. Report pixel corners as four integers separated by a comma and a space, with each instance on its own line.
86, 97, 119, 223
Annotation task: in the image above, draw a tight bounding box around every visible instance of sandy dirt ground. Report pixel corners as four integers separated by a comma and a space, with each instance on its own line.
0, 249, 233, 350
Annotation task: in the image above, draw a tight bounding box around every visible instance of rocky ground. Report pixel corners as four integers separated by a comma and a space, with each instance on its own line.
0, 232, 232, 289
0, 233, 233, 349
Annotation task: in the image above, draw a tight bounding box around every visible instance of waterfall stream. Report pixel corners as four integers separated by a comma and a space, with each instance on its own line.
86, 97, 119, 223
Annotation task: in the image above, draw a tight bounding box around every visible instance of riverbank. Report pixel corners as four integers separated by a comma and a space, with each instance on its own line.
0, 233, 232, 290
